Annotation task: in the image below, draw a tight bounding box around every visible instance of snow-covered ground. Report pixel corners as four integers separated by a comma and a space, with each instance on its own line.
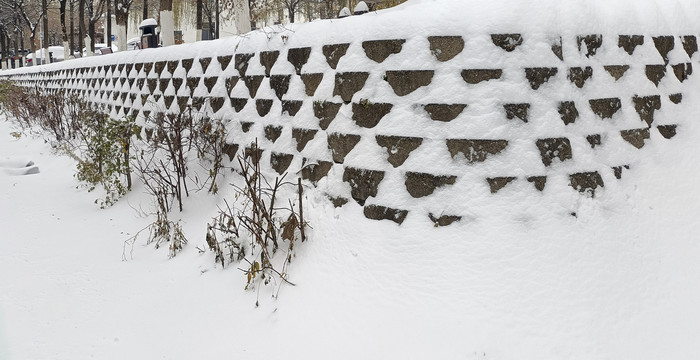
2, 0, 700, 359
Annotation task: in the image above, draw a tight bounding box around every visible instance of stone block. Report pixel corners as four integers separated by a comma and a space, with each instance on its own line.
256, 99, 273, 116
657, 125, 677, 139
292, 128, 318, 151
264, 125, 282, 143
287, 47, 312, 75
558, 101, 578, 125
375, 135, 423, 168
620, 128, 650, 148
669, 93, 683, 104
199, 57, 212, 73
586, 134, 602, 148
446, 139, 508, 164
551, 36, 563, 61
259, 51, 279, 77
240, 122, 253, 132
203, 77, 217, 93
343, 167, 385, 205
327, 133, 361, 163
154, 61, 167, 76
282, 100, 303, 116
217, 55, 233, 71
672, 63, 693, 82
604, 65, 629, 80
422, 104, 467, 122
491, 34, 523, 52
329, 196, 349, 208
385, 70, 434, 96
527, 176, 547, 191
301, 73, 324, 96
461, 69, 502, 84
351, 101, 393, 128
222, 143, 239, 161
568, 66, 592, 88
569, 171, 604, 196
618, 35, 644, 55
632, 95, 661, 126
333, 72, 369, 103
405, 172, 457, 198
364, 205, 408, 225
270, 74, 291, 100
323, 43, 350, 69
225, 76, 239, 94
230, 98, 248, 112
243, 75, 264, 98
681, 35, 698, 58
653, 36, 674, 64
577, 34, 602, 57
313, 101, 342, 130
181, 59, 194, 73
362, 39, 405, 63
589, 98, 621, 119
186, 77, 200, 94
525, 67, 558, 90
645, 65, 666, 86
234, 53, 254, 76
503, 103, 530, 122
428, 36, 464, 61
536, 138, 573, 166
487, 177, 516, 194
301, 160, 333, 185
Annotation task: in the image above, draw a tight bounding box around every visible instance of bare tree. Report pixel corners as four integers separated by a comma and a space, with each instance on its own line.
114, 0, 132, 51
86, 0, 106, 55
159, 0, 173, 46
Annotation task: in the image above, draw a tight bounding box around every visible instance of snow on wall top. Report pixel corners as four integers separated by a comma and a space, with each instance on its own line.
2, 0, 699, 226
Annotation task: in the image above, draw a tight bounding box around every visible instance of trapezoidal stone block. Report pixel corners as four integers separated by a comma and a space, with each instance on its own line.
568, 66, 592, 88
364, 205, 408, 225
653, 36, 674, 64
323, 43, 350, 69
589, 98, 621, 119
604, 65, 629, 80
487, 177, 516, 194
612, 165, 630, 180
159, 79, 170, 93
301, 73, 324, 96
618, 35, 644, 55
292, 128, 318, 151
461, 69, 502, 84
217, 55, 233, 71
362, 39, 406, 63
681, 35, 698, 58
385, 70, 434, 96
503, 103, 530, 122
199, 57, 212, 73
645, 65, 666, 86
259, 51, 279, 77
551, 36, 564, 61
186, 77, 200, 94
327, 133, 361, 163
672, 63, 693, 82
351, 101, 393, 128
428, 36, 464, 62
181, 58, 195, 73
333, 72, 369, 103
167, 60, 179, 74
535, 138, 573, 166
329, 196, 349, 208
313, 101, 342, 130
282, 100, 303, 116
657, 124, 677, 139
620, 128, 650, 149
446, 139, 508, 164
405, 172, 457, 198
558, 101, 579, 125
491, 34, 523, 52
301, 160, 333, 186
230, 98, 248, 112
525, 67, 558, 90
172, 77, 183, 92
154, 61, 167, 76
210, 97, 226, 112
270, 152, 294, 175
270, 75, 291, 100
287, 47, 312, 75
234, 53, 254, 76
569, 171, 604, 197
243, 75, 264, 98
669, 93, 683, 104
225, 76, 240, 94
428, 213, 461, 227
577, 34, 603, 57
222, 143, 239, 161
423, 104, 467, 122
264, 125, 282, 143
375, 135, 423, 168
632, 95, 661, 127
256, 99, 274, 116
203, 77, 218, 93
527, 176, 547, 191
342, 167, 385, 206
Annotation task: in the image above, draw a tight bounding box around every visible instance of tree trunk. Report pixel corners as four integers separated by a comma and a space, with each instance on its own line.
115, 0, 129, 52
43, 0, 50, 64
60, 0, 69, 60
28, 35, 36, 67
159, 0, 174, 46
196, 0, 202, 41
288, 3, 295, 23
215, 0, 219, 39
143, 0, 148, 19
70, 0, 75, 57
19, 33, 24, 67
106, 0, 111, 46
79, 0, 85, 53
234, 0, 251, 34
1, 31, 6, 70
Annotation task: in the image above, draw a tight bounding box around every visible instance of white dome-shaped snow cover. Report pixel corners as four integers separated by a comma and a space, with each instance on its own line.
1, 0, 698, 226
338, 7, 352, 18
354, 1, 369, 14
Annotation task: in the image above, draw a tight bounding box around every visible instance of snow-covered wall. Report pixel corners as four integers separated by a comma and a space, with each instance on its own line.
2, 0, 699, 226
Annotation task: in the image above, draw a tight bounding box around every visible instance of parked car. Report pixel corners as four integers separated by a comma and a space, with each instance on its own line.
81, 43, 119, 57
127, 37, 141, 50
26, 46, 65, 65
